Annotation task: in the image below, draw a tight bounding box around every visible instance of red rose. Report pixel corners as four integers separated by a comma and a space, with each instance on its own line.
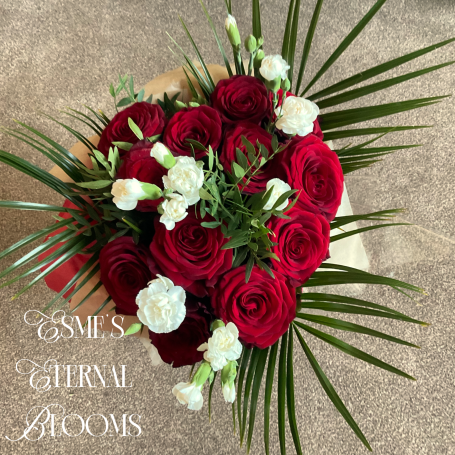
98, 102, 166, 157
211, 265, 296, 349
268, 206, 330, 287
272, 89, 323, 140
210, 75, 271, 124
116, 141, 166, 212
220, 121, 285, 193
280, 135, 343, 221
99, 237, 156, 316
148, 295, 213, 368
163, 105, 222, 159
149, 213, 233, 297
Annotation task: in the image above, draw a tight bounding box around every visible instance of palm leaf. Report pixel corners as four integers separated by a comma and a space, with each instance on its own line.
208, 371, 217, 423
293, 325, 372, 451
295, 0, 324, 94
286, 0, 301, 87
178, 16, 215, 91
252, 0, 262, 40
317, 61, 454, 109
278, 331, 288, 455
281, 0, 296, 62
69, 280, 103, 314
323, 125, 431, 141
307, 37, 455, 101
246, 347, 269, 453
337, 144, 421, 157
241, 347, 260, 445
83, 105, 110, 127
331, 222, 409, 242
301, 0, 388, 95
319, 96, 450, 131
0, 217, 75, 261
331, 208, 406, 229
199, 0, 233, 78
63, 107, 105, 134
0, 201, 75, 212
286, 328, 302, 455
237, 347, 252, 440
296, 313, 419, 348
264, 341, 279, 455
60, 110, 103, 136
298, 292, 427, 325
294, 321, 415, 380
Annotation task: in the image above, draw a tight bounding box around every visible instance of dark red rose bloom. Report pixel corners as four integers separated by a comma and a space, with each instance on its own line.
220, 121, 285, 193
268, 206, 330, 287
148, 295, 213, 368
100, 237, 156, 316
116, 141, 166, 212
272, 89, 323, 140
280, 135, 343, 221
210, 75, 271, 124
163, 105, 222, 160
98, 102, 166, 157
211, 265, 296, 349
149, 213, 233, 297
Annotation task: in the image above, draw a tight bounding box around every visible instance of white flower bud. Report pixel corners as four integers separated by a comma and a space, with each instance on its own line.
198, 322, 242, 372
162, 156, 204, 206
139, 337, 163, 366
275, 96, 319, 137
112, 178, 146, 211
259, 54, 290, 81
225, 14, 241, 47
222, 382, 236, 403
151, 142, 176, 169
172, 382, 204, 411
160, 193, 188, 230
136, 275, 186, 334
263, 178, 292, 211
225, 14, 237, 30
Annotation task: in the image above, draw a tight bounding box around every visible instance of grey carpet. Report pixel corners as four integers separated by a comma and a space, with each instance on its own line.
0, 0, 454, 453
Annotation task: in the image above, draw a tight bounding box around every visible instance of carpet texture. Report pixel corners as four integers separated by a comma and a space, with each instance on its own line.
0, 0, 454, 454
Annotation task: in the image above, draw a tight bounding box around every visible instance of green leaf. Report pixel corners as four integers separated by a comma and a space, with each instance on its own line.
245, 255, 254, 283
271, 189, 297, 211
222, 231, 250, 250
128, 118, 144, 140
124, 323, 143, 336
68, 279, 103, 314
320, 96, 449, 131
236, 148, 249, 170
246, 347, 269, 453
145, 93, 154, 104
264, 341, 278, 455
116, 97, 132, 108
237, 348, 252, 440
295, 0, 324, 94
331, 208, 406, 229
137, 88, 145, 102
294, 321, 415, 380
61, 110, 104, 136
278, 331, 288, 455
109, 83, 115, 97
308, 37, 455, 101
76, 180, 112, 189
324, 125, 432, 141
296, 313, 419, 348
318, 61, 455, 110
201, 221, 221, 228
252, 0, 262, 41
287, 0, 301, 87
286, 329, 302, 455
199, 188, 214, 201
241, 348, 260, 445
293, 325, 372, 451
232, 162, 246, 179
302, 0, 388, 95
199, 0, 233, 77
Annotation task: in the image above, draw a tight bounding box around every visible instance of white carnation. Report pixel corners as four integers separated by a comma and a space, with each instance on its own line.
263, 178, 292, 211
112, 178, 146, 211
172, 382, 204, 411
259, 54, 290, 81
275, 96, 319, 137
136, 275, 186, 334
163, 156, 204, 205
222, 382, 236, 403
139, 337, 163, 366
160, 193, 188, 230
198, 322, 242, 372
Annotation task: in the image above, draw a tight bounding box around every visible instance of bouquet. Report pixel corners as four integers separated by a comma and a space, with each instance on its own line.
0, 0, 452, 452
